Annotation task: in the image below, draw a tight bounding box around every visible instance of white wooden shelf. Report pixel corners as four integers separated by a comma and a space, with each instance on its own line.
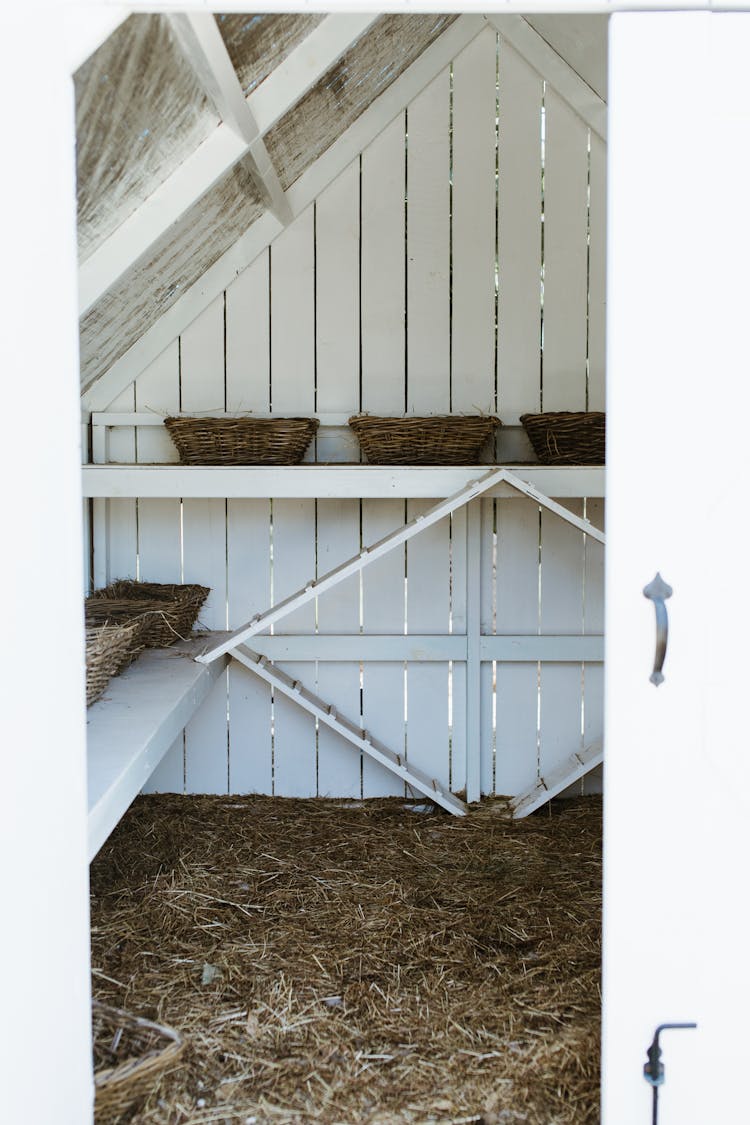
86, 634, 229, 861
81, 464, 605, 499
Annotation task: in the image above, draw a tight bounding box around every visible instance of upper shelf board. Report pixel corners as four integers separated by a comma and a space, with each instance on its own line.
81, 464, 605, 499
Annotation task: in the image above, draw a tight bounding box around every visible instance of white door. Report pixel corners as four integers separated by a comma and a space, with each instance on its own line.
603, 12, 750, 1124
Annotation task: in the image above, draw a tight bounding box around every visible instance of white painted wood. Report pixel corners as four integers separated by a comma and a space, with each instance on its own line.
134, 343, 181, 464
406, 499, 451, 793
465, 501, 482, 802
209, 634, 601, 662
271, 499, 317, 797
231, 648, 467, 817
524, 13, 609, 102
451, 27, 498, 416
495, 499, 541, 796
361, 500, 407, 797
539, 502, 585, 778
510, 739, 603, 818
497, 42, 543, 428
87, 638, 230, 860
361, 114, 406, 415
582, 498, 604, 794
79, 16, 487, 409
225, 251, 271, 413
407, 69, 450, 414
247, 13, 379, 135
98, 388, 137, 585
450, 506, 468, 795
487, 15, 607, 139
198, 469, 520, 661
226, 500, 273, 793
316, 500, 362, 797
270, 208, 315, 416
315, 162, 361, 462
479, 498, 496, 795
2, 8, 92, 1115
83, 464, 606, 500
92, 411, 356, 429
63, 6, 129, 73
542, 87, 589, 412
588, 133, 607, 411
168, 12, 291, 225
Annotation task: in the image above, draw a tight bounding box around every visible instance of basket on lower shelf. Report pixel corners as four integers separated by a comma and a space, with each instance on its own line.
519, 411, 605, 465
85, 621, 145, 707
164, 415, 319, 465
86, 581, 210, 648
93, 1001, 184, 1124
348, 414, 501, 465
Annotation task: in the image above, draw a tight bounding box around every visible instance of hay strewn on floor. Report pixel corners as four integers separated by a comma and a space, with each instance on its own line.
90, 796, 602, 1125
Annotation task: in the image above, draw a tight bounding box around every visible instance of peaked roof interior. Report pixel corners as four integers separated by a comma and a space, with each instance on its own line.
76, 12, 608, 399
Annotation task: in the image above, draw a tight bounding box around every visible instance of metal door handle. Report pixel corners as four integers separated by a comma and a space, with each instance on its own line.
643, 573, 673, 686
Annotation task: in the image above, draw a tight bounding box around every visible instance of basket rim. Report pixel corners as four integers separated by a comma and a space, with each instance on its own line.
93, 1000, 183, 1090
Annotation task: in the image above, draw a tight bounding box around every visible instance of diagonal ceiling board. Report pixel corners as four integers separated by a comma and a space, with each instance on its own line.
82, 13, 487, 411
79, 13, 379, 317
485, 14, 607, 139
167, 12, 291, 225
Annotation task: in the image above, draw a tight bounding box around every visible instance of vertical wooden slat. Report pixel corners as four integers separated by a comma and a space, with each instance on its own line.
495, 499, 540, 796
316, 499, 362, 797
451, 27, 497, 416
405, 499, 451, 793
134, 342, 180, 463
539, 502, 584, 779
101, 387, 137, 583
270, 206, 315, 416
583, 498, 604, 793
181, 296, 228, 794
479, 497, 496, 795
226, 499, 273, 794
272, 499, 317, 797
316, 162, 361, 462
225, 250, 271, 413
361, 500, 406, 797
542, 88, 589, 411
226, 253, 273, 793
361, 114, 406, 415
588, 133, 607, 412
465, 500, 482, 802
497, 40, 543, 455
407, 68, 450, 414
450, 507, 468, 795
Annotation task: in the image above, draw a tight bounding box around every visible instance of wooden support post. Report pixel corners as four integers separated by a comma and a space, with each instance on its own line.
465, 500, 482, 803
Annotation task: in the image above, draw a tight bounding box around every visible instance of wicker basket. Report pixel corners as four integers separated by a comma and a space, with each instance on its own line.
85, 621, 144, 707
520, 412, 605, 465
93, 1001, 184, 1124
348, 414, 501, 465
164, 415, 319, 465
86, 581, 210, 648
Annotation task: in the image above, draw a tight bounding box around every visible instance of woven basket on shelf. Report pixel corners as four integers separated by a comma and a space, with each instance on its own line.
85, 621, 144, 707
348, 414, 501, 465
93, 1001, 184, 1124
164, 416, 319, 465
520, 412, 605, 465
86, 581, 210, 648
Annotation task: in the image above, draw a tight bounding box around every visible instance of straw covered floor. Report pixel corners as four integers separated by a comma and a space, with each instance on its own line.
90, 795, 602, 1124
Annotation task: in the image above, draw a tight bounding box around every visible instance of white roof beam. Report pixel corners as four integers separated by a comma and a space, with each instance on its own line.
484, 14, 607, 139
81, 13, 486, 410
167, 12, 291, 226
78, 12, 378, 317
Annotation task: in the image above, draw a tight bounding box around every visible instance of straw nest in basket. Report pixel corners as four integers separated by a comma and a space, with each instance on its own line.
85, 621, 144, 707
520, 412, 605, 465
93, 1001, 184, 1124
164, 416, 319, 465
86, 581, 210, 648
348, 414, 501, 464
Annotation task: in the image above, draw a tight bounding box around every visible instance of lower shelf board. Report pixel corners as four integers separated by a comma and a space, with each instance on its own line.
86, 633, 230, 861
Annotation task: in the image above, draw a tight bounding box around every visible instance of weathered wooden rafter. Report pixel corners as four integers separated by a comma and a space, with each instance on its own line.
77, 13, 379, 318
167, 13, 291, 225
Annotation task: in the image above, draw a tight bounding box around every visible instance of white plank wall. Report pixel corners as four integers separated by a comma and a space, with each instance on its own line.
93, 29, 606, 803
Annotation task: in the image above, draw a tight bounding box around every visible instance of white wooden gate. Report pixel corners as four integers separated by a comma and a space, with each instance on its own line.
88, 26, 606, 803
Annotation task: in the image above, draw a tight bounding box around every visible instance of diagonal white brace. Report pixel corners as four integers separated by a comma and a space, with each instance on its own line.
231, 645, 468, 816
197, 467, 512, 663
501, 470, 606, 543
509, 740, 603, 819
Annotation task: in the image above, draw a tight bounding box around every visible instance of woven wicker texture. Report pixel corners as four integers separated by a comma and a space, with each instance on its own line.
86, 581, 210, 648
93, 1000, 184, 1124
164, 416, 319, 465
520, 412, 606, 465
85, 622, 144, 707
348, 414, 501, 465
